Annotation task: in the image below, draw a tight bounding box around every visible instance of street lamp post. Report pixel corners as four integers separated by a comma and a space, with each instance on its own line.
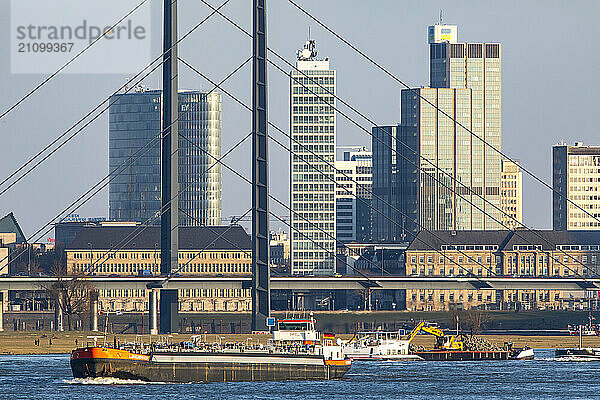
154, 243, 158, 274
87, 242, 93, 275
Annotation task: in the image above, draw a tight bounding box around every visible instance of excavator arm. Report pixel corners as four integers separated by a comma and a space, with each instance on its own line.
406, 321, 425, 343
421, 326, 445, 337
407, 322, 464, 350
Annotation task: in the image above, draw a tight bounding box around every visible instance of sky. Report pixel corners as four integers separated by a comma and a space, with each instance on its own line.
0, 0, 599, 240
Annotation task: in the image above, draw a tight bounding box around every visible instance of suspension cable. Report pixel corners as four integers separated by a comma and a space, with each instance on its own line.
283, 0, 600, 226
0, 0, 234, 198
0, 0, 150, 122
195, 0, 600, 279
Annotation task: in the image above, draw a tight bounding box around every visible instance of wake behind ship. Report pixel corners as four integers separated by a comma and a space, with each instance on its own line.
71, 317, 351, 382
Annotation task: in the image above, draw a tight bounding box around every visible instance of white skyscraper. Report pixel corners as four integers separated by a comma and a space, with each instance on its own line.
290, 40, 336, 275
500, 159, 523, 230
335, 147, 372, 243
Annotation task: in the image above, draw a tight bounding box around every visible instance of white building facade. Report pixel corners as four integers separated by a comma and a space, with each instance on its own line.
553, 142, 600, 230
290, 41, 337, 275
335, 147, 372, 242
500, 159, 523, 229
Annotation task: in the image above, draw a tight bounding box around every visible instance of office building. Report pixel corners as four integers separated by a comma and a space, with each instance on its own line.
375, 24, 502, 239
66, 225, 251, 312
406, 230, 600, 311
0, 212, 26, 276
270, 231, 290, 274
109, 87, 222, 226
553, 142, 600, 230
400, 87, 476, 232
500, 159, 523, 229
428, 23, 502, 229
290, 40, 336, 275
371, 125, 403, 241
335, 147, 372, 243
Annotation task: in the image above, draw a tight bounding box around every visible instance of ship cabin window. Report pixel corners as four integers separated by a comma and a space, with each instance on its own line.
278, 321, 312, 331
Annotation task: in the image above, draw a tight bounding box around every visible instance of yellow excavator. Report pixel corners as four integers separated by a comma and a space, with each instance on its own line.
406, 321, 464, 351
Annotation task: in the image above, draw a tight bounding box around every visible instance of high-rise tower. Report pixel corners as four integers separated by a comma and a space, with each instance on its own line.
335, 147, 372, 243
290, 40, 336, 275
553, 142, 600, 230
384, 24, 502, 239
500, 159, 523, 230
428, 24, 502, 229
109, 88, 222, 226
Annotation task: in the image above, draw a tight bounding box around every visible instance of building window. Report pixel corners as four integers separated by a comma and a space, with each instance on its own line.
485, 44, 500, 58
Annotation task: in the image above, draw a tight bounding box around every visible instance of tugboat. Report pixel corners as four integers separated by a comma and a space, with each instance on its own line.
507, 343, 535, 360
70, 316, 351, 382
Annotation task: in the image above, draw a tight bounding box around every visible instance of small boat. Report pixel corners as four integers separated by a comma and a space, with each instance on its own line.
509, 346, 534, 360
342, 330, 422, 361
70, 316, 351, 382
555, 348, 600, 360
556, 322, 600, 361
567, 314, 599, 336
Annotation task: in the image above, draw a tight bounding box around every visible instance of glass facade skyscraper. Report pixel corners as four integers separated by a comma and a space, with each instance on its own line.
109, 88, 222, 226
371, 125, 401, 242
427, 24, 502, 229
400, 87, 476, 232
372, 24, 502, 241
290, 40, 336, 275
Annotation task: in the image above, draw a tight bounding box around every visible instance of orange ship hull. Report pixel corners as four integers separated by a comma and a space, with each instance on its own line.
71, 347, 351, 382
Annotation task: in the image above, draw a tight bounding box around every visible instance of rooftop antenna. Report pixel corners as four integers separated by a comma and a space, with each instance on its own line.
439, 10, 443, 25
308, 26, 311, 41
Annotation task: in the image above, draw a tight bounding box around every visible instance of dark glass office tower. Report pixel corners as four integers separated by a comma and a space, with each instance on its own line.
109, 88, 222, 226
371, 125, 402, 242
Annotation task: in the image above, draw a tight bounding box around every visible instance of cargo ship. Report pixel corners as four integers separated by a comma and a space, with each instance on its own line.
413, 349, 510, 361
555, 347, 600, 360
71, 316, 351, 382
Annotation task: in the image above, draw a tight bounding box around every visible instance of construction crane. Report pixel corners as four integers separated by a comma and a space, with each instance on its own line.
406, 321, 464, 351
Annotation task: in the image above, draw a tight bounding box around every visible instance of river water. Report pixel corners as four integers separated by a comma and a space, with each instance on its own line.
1, 350, 599, 399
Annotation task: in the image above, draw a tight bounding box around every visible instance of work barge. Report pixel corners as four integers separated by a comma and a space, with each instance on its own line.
341, 321, 534, 361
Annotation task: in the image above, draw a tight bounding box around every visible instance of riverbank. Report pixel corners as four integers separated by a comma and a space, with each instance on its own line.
5, 310, 599, 334
1, 331, 599, 355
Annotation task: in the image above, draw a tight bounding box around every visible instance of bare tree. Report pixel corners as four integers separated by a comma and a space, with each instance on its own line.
45, 263, 93, 331
463, 309, 491, 335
